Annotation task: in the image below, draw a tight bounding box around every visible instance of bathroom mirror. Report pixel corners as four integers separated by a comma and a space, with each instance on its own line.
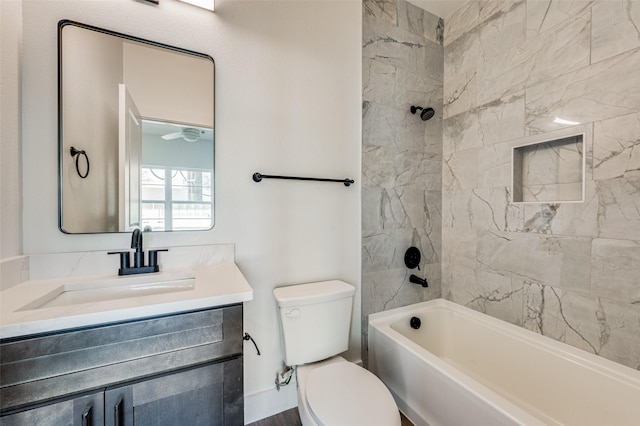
58, 20, 214, 233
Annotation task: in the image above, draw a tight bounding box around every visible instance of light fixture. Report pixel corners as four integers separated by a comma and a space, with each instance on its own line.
553, 116, 580, 125
177, 0, 214, 11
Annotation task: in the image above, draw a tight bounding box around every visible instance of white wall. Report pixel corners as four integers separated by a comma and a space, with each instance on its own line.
0, 0, 23, 259
18, 0, 361, 421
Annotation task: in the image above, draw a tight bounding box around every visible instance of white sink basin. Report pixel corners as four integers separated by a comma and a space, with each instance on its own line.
19, 275, 195, 311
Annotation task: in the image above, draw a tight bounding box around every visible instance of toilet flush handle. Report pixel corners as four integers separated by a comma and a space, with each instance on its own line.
285, 308, 301, 318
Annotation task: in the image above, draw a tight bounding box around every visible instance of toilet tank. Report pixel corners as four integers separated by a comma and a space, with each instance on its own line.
274, 280, 355, 366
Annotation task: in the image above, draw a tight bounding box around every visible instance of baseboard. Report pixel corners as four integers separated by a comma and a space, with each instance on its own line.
244, 384, 298, 424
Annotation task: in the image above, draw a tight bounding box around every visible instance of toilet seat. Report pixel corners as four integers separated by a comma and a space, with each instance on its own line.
305, 362, 400, 426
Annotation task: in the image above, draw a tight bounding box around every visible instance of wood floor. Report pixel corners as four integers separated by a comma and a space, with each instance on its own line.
246, 407, 414, 426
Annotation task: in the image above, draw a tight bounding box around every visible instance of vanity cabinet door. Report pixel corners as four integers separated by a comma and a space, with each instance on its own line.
105, 359, 241, 426
1, 391, 104, 426
104, 386, 133, 426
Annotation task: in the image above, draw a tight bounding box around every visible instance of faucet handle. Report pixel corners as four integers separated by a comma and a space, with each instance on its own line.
108, 251, 131, 276
148, 249, 169, 268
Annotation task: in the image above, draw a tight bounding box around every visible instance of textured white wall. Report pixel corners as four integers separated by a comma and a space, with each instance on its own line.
17, 0, 361, 421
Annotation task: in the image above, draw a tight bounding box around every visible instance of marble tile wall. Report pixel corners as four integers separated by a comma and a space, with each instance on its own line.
442, 0, 640, 370
362, 0, 443, 363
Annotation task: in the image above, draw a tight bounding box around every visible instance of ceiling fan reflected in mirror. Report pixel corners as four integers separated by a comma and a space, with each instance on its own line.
161, 127, 203, 142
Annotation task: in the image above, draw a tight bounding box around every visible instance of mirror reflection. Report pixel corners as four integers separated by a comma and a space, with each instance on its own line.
58, 20, 214, 233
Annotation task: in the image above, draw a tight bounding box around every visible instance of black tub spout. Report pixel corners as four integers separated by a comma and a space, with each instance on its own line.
410, 274, 428, 288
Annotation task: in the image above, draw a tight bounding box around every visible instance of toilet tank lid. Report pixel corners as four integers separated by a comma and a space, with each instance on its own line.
274, 280, 355, 307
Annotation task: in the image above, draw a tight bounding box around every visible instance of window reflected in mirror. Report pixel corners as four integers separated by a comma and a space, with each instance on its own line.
140, 121, 213, 231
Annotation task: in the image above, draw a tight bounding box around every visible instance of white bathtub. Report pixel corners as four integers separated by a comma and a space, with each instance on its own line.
368, 299, 640, 426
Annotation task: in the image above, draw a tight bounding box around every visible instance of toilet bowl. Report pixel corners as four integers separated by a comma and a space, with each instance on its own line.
273, 280, 400, 426
296, 356, 400, 426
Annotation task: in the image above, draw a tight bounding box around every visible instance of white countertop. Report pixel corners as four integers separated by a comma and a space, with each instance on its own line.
0, 262, 253, 339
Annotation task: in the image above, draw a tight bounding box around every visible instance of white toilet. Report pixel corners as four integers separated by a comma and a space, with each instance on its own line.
274, 280, 400, 426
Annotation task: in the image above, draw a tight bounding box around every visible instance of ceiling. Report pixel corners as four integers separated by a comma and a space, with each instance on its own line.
407, 0, 468, 19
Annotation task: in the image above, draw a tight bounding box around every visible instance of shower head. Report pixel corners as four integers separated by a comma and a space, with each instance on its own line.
410, 106, 435, 121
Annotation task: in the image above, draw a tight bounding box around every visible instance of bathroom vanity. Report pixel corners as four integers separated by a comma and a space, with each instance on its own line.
0, 255, 252, 426
1, 305, 242, 425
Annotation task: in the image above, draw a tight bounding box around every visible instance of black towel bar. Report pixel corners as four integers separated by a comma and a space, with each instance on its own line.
252, 172, 354, 187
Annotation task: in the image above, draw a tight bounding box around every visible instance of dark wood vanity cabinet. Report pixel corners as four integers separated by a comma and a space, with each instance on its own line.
0, 304, 244, 426
0, 391, 105, 426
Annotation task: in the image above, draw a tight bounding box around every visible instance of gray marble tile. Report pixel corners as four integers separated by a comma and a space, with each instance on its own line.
522, 280, 545, 334
363, 58, 396, 105
363, 0, 398, 25
591, 0, 640, 63
363, 228, 415, 272
442, 189, 474, 231
477, 140, 516, 188
515, 135, 585, 202
363, 145, 397, 189
526, 47, 640, 134
362, 187, 384, 231
363, 266, 440, 315
444, 1, 525, 79
477, 1, 526, 61
525, 0, 595, 39
444, 0, 479, 46
397, 0, 425, 36
593, 112, 640, 180
444, 93, 525, 152
362, 0, 443, 359
363, 15, 428, 75
519, 180, 598, 237
520, 183, 583, 203
443, 70, 478, 118
524, 283, 640, 370
591, 238, 640, 304
536, 129, 590, 184
478, 0, 525, 25
423, 111, 444, 154
597, 177, 640, 240
363, 225, 439, 270
381, 187, 414, 230
478, 11, 590, 107
471, 186, 524, 233
443, 148, 480, 191
442, 190, 478, 269
378, 186, 440, 232
396, 65, 442, 110
398, 0, 444, 45
476, 230, 592, 292
447, 265, 524, 326
441, 237, 477, 278
363, 144, 442, 189
445, 29, 481, 77
416, 204, 442, 264
362, 102, 430, 152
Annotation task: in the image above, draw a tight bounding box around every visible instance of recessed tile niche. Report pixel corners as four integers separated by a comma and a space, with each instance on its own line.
512, 128, 587, 203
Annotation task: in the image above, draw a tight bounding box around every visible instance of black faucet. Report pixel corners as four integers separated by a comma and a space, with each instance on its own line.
131, 228, 144, 268
108, 229, 168, 276
410, 274, 428, 288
